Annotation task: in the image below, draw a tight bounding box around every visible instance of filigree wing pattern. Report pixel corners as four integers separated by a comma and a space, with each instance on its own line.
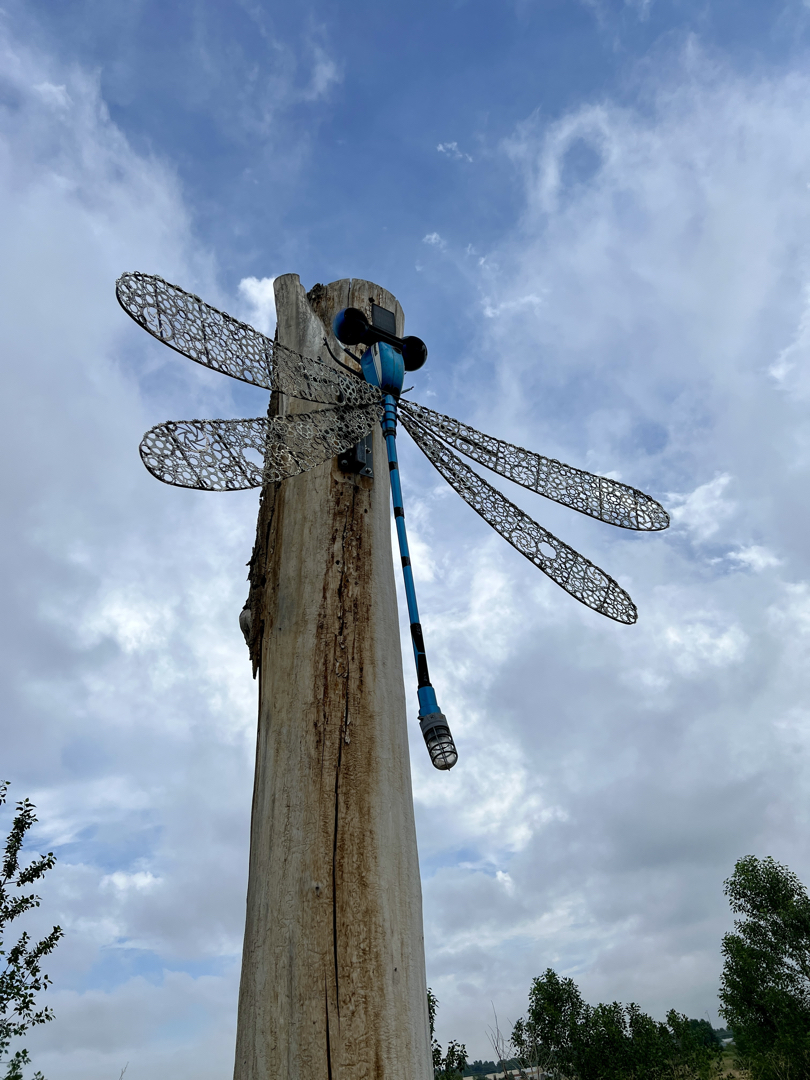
117, 272, 380, 407
139, 403, 383, 491
140, 418, 267, 490
399, 400, 668, 532
260, 403, 383, 482
401, 411, 637, 624
274, 345, 380, 408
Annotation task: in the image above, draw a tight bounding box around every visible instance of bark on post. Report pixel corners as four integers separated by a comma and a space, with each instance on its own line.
233, 275, 432, 1080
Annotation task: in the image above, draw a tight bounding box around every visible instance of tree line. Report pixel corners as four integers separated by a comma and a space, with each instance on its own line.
431, 854, 810, 1079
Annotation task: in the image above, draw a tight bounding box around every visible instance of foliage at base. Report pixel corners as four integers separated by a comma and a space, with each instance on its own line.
720, 855, 810, 1080
429, 988, 469, 1080
0, 783, 62, 1080
509, 968, 726, 1080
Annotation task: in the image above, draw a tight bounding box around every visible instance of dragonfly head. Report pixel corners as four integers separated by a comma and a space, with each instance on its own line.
333, 306, 428, 373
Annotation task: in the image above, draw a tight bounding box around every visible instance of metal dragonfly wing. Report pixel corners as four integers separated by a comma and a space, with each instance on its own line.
140, 406, 384, 491
398, 400, 668, 533
118, 271, 668, 624
399, 406, 638, 625
117, 271, 384, 488
117, 271, 380, 407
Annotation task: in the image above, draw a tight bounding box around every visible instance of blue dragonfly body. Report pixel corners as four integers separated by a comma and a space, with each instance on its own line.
357, 339, 453, 768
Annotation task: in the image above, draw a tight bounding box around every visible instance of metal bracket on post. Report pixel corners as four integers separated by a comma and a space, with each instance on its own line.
338, 432, 374, 478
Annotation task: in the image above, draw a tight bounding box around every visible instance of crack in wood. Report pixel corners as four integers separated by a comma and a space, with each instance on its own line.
325, 981, 334, 1080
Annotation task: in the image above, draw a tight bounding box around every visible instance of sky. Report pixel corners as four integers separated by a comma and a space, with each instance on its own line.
4, 0, 810, 1074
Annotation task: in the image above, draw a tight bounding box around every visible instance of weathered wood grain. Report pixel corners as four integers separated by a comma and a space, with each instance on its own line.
233, 275, 432, 1080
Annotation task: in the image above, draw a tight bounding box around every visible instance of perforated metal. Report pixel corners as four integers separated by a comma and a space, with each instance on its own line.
116, 272, 381, 407
400, 399, 668, 532
400, 410, 638, 625
139, 404, 382, 490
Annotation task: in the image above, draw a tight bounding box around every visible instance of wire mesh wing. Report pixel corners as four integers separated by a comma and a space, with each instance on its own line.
400, 410, 637, 624
399, 399, 668, 532
117, 272, 380, 407
140, 403, 383, 490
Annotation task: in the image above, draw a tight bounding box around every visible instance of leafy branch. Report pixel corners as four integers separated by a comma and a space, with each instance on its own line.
0, 782, 63, 1079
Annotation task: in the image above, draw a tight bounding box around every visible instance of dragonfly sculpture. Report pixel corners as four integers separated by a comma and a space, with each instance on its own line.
116, 272, 669, 772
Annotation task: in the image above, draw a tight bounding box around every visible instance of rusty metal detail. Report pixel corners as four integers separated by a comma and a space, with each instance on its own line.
399, 399, 668, 532
400, 409, 638, 625
139, 404, 383, 490
116, 272, 380, 407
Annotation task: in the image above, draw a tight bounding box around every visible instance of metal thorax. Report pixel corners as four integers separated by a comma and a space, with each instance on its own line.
117, 271, 671, 770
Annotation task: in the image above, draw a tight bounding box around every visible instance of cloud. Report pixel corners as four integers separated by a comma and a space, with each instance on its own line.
238, 275, 276, 336
729, 545, 782, 572
482, 293, 545, 319
668, 475, 735, 543
29, 970, 240, 1080
302, 41, 342, 101
438, 141, 473, 162
0, 23, 259, 1079
662, 616, 749, 675
769, 281, 810, 396
33, 81, 71, 109
413, 49, 810, 1055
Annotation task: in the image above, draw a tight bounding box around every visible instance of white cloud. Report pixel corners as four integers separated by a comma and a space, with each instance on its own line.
668, 475, 735, 542
238, 275, 276, 336
33, 81, 71, 109
769, 281, 810, 397
101, 870, 162, 893
438, 141, 473, 162
482, 293, 545, 318
29, 971, 239, 1080
423, 231, 447, 248
0, 24, 256, 1079
662, 618, 748, 675
729, 545, 782, 572
303, 42, 342, 101
415, 49, 810, 1055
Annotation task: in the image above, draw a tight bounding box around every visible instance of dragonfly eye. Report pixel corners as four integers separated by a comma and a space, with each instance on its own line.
333, 307, 372, 347
402, 336, 428, 372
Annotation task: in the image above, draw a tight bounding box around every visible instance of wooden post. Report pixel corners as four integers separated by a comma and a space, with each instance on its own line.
233, 276, 432, 1080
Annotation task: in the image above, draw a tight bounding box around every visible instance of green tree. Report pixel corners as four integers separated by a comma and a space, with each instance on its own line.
720, 855, 810, 1079
665, 1011, 728, 1080
0, 783, 63, 1080
461, 1061, 499, 1077
427, 988, 468, 1080
511, 968, 725, 1079
686, 1019, 723, 1047
511, 966, 584, 1067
